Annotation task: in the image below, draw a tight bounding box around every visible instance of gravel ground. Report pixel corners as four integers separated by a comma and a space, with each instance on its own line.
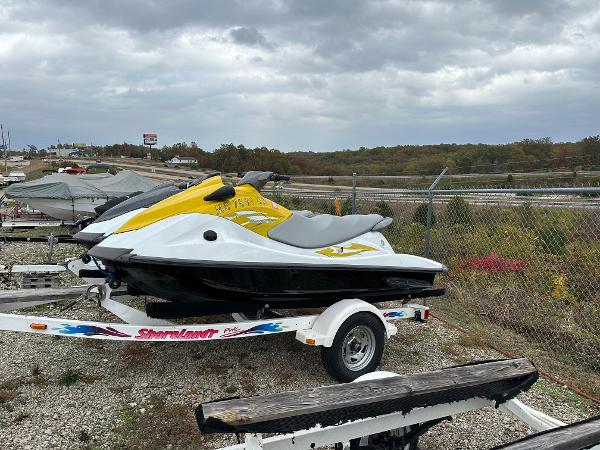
0, 241, 598, 449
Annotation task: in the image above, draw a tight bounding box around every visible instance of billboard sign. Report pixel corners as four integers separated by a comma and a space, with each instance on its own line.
143, 133, 158, 146
72, 142, 86, 149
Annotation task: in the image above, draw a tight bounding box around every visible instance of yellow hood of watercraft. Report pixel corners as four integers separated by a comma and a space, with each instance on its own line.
115, 176, 291, 237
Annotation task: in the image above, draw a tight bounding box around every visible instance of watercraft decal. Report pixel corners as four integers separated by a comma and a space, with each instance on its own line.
316, 242, 379, 258
383, 311, 406, 318
55, 324, 132, 338
220, 322, 284, 338
135, 328, 219, 340
223, 210, 279, 227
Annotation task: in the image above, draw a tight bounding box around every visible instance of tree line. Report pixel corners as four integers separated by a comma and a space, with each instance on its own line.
34, 135, 600, 175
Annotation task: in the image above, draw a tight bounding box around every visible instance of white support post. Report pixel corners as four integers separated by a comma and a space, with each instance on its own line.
499, 398, 566, 432
219, 398, 491, 450
100, 296, 173, 326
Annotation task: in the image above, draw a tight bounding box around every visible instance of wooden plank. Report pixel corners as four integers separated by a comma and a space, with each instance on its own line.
0, 286, 91, 304
494, 415, 600, 450
0, 300, 58, 312
200, 359, 536, 432
0, 265, 66, 273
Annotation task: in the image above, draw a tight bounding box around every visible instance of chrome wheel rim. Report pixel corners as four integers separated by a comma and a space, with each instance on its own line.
342, 325, 376, 371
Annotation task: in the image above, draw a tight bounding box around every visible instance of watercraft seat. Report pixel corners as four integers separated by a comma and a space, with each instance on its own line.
268, 213, 392, 248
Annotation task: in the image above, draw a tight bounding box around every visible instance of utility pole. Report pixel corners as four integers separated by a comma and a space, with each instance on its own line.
1, 124, 6, 174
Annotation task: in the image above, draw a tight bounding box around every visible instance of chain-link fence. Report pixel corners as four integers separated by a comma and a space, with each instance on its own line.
265, 184, 600, 399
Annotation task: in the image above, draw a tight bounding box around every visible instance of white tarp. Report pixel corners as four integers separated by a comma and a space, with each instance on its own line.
5, 171, 159, 200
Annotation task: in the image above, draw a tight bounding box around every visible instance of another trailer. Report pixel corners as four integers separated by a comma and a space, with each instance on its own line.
196, 359, 599, 450
0, 284, 431, 381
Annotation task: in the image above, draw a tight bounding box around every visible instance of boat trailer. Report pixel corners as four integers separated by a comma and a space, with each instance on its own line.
197, 358, 600, 450
0, 283, 431, 381
1, 287, 598, 448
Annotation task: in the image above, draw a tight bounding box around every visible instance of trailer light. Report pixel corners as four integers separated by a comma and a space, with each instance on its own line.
423, 309, 430, 321
30, 323, 47, 330
305, 338, 316, 345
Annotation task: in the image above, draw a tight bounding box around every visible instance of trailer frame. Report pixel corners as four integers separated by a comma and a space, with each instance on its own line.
0, 283, 430, 381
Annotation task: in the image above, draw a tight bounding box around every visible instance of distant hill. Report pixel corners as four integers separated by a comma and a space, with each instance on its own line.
38, 135, 600, 176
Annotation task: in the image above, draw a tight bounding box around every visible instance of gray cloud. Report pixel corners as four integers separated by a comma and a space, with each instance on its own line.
229, 27, 275, 50
0, 0, 599, 151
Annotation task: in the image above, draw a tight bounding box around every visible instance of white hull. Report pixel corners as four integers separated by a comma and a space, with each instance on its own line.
21, 197, 108, 221
83, 208, 146, 237
96, 213, 445, 271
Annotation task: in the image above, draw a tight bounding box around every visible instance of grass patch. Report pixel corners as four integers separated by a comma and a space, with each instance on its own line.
0, 391, 18, 404
384, 343, 424, 365
224, 385, 238, 394
240, 375, 257, 395
440, 343, 469, 364
122, 343, 152, 367
58, 369, 82, 386
398, 328, 431, 346
110, 395, 207, 449
456, 333, 489, 348
531, 380, 600, 416
273, 367, 296, 385
0, 374, 48, 395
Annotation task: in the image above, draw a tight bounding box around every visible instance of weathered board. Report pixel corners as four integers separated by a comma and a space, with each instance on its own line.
493, 414, 600, 450
0, 286, 90, 304
198, 358, 538, 434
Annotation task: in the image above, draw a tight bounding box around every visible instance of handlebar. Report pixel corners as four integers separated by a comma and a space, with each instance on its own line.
270, 174, 291, 182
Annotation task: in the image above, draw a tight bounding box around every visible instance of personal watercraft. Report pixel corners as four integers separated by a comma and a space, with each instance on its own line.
74, 174, 220, 249
88, 171, 447, 316
74, 183, 183, 249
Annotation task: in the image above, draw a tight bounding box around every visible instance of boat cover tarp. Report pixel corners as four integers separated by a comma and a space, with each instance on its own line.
5, 171, 158, 200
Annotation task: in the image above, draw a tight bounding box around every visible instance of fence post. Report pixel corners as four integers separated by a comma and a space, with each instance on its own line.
352, 173, 357, 214
424, 167, 448, 258
47, 234, 57, 263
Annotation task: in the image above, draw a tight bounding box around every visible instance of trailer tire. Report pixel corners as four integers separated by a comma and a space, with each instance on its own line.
321, 312, 385, 382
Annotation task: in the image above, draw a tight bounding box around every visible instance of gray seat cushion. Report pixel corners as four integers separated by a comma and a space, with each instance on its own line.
268, 213, 388, 248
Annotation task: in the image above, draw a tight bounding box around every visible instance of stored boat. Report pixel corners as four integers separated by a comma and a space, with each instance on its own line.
5, 171, 158, 221
88, 171, 446, 315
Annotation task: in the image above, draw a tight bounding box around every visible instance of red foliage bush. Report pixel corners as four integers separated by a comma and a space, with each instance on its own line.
458, 253, 525, 273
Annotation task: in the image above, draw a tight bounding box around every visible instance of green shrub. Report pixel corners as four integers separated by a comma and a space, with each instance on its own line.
446, 196, 472, 225
58, 369, 81, 386
342, 197, 359, 215
274, 195, 301, 210
374, 201, 394, 218
319, 200, 337, 215
536, 223, 570, 255
443, 224, 537, 259
519, 202, 538, 228
413, 203, 434, 226
386, 223, 425, 254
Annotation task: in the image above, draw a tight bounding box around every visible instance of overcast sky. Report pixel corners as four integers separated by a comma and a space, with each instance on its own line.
1, 0, 599, 151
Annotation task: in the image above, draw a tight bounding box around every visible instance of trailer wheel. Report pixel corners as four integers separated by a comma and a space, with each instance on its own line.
107, 278, 121, 289
321, 312, 385, 382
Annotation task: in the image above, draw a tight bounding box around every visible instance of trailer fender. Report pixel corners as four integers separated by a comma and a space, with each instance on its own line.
296, 298, 397, 347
